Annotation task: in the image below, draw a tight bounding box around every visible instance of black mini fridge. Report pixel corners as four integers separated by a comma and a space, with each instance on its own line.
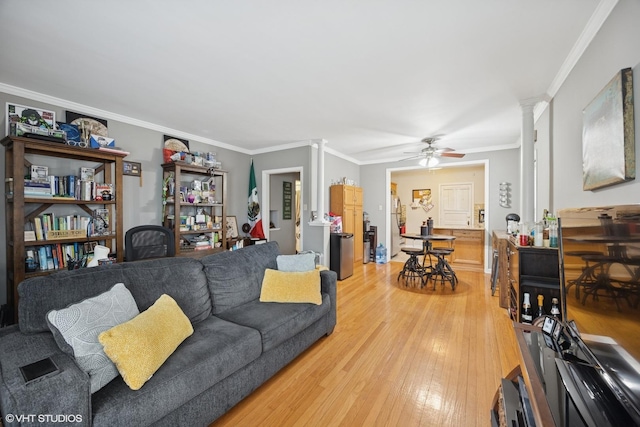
330, 233, 354, 280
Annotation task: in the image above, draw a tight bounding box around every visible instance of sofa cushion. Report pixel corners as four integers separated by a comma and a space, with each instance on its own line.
216, 294, 330, 352
91, 316, 262, 426
46, 283, 140, 394
18, 264, 126, 333
201, 241, 280, 314
99, 294, 194, 390
120, 257, 211, 324
276, 253, 315, 271
260, 268, 322, 305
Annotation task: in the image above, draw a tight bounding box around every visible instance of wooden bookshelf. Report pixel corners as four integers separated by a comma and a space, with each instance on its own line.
2, 136, 126, 322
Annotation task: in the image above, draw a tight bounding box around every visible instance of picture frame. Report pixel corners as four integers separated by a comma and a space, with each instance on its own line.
6, 103, 56, 136
226, 216, 239, 239
65, 111, 108, 143
283, 181, 292, 220
582, 67, 635, 191
123, 161, 141, 177
163, 135, 190, 152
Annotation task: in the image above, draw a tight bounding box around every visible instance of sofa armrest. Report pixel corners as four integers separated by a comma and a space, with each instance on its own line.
320, 269, 337, 334
0, 328, 91, 426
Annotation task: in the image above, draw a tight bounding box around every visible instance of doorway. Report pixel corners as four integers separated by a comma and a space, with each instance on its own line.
388, 160, 490, 271
261, 167, 303, 255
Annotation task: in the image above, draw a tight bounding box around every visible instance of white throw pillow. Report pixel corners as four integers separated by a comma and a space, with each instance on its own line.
46, 283, 139, 393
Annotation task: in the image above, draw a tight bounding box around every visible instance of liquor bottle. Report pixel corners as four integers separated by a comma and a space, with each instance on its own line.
522, 293, 533, 324
548, 218, 558, 248
550, 298, 561, 318
536, 294, 545, 319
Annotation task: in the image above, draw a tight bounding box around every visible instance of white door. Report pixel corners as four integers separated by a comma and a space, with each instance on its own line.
439, 183, 473, 227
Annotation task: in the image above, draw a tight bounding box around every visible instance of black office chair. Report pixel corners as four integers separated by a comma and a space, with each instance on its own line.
125, 225, 175, 261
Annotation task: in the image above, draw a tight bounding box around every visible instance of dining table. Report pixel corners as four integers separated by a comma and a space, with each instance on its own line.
401, 233, 457, 289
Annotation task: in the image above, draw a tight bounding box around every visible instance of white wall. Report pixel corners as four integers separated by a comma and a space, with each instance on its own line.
549, 0, 640, 210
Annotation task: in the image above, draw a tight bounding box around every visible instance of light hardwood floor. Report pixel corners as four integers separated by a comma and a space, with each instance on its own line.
212, 260, 520, 426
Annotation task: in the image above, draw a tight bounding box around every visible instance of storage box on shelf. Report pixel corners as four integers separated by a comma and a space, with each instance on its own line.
2, 136, 126, 322
162, 162, 227, 257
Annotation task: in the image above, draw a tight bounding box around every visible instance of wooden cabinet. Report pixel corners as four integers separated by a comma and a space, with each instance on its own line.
2, 136, 126, 321
330, 184, 363, 263
432, 227, 485, 270
162, 162, 227, 257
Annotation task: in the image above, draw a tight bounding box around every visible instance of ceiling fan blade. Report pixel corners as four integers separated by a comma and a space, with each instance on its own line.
435, 147, 454, 153
399, 154, 423, 161
440, 152, 465, 158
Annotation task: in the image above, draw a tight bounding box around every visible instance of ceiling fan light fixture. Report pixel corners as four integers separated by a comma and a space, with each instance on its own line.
419, 156, 440, 167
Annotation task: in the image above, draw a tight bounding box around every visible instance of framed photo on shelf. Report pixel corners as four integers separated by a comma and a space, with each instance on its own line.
226, 216, 239, 239
6, 103, 56, 136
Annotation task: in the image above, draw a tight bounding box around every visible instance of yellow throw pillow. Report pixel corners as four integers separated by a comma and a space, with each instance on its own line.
260, 268, 322, 305
98, 294, 194, 390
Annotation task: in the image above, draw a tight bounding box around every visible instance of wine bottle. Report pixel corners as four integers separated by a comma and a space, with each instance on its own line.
536, 294, 545, 319
522, 293, 533, 324
550, 298, 561, 318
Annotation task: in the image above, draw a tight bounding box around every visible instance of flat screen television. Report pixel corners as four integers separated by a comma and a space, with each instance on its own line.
557, 205, 640, 425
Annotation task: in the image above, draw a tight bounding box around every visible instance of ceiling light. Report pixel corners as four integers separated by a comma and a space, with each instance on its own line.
420, 156, 440, 167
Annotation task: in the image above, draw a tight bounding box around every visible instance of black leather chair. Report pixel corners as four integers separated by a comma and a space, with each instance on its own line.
124, 225, 175, 261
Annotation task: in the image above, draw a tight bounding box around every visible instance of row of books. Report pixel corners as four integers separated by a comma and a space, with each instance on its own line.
28, 210, 110, 241
26, 242, 99, 271
24, 176, 113, 201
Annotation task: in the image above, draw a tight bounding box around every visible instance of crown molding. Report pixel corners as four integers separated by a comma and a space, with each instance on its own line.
0, 82, 250, 155
535, 0, 618, 120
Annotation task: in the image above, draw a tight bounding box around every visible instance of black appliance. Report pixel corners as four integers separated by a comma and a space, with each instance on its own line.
513, 327, 640, 427
506, 212, 520, 230
364, 225, 377, 264
554, 212, 640, 425
330, 233, 354, 280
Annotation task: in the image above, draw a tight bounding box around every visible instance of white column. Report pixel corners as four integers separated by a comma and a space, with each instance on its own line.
313, 139, 328, 223
519, 99, 537, 224
519, 95, 552, 224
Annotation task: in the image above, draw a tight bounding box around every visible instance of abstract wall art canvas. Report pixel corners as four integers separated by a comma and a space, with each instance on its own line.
582, 68, 635, 191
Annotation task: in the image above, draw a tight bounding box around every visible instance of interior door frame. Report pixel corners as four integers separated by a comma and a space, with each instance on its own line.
261, 167, 303, 246
386, 159, 491, 272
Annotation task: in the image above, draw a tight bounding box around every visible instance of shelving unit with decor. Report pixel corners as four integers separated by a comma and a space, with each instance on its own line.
2, 136, 126, 322
161, 162, 227, 257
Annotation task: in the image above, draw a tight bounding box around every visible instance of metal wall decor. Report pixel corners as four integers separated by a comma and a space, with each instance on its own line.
499, 182, 510, 208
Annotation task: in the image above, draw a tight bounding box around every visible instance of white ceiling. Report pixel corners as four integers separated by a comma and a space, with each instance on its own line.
0, 1, 615, 164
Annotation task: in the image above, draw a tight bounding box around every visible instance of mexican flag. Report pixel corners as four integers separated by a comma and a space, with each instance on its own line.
248, 160, 265, 239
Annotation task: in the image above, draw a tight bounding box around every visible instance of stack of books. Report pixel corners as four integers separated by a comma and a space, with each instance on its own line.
24, 179, 52, 197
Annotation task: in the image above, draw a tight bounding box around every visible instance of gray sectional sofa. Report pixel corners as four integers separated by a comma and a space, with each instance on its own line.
0, 242, 337, 426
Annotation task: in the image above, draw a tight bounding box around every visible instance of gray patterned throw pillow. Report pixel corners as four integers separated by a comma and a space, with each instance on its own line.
276, 253, 316, 272
46, 283, 139, 393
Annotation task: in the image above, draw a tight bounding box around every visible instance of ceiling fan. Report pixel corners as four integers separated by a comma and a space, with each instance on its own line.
402, 137, 465, 167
